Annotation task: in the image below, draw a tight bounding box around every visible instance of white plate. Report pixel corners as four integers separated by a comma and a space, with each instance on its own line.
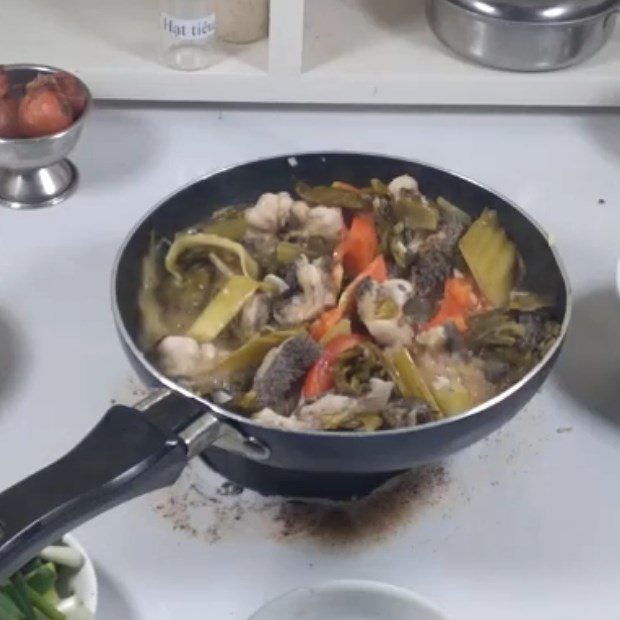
249, 580, 448, 620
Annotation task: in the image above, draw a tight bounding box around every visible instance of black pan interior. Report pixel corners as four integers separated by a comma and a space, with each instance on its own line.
116, 153, 568, 345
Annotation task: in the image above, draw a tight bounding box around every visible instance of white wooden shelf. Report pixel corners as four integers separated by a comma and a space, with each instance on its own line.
3, 0, 620, 106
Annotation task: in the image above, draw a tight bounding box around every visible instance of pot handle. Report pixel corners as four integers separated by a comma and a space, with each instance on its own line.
0, 390, 212, 580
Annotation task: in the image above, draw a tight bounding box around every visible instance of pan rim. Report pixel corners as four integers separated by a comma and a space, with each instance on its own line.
111, 150, 572, 440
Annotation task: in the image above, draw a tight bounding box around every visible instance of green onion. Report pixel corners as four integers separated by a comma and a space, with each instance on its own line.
275, 241, 304, 264
25, 562, 57, 595
25, 583, 65, 620
12, 573, 35, 620
384, 346, 440, 413
0, 590, 25, 620
200, 215, 247, 241
295, 181, 365, 209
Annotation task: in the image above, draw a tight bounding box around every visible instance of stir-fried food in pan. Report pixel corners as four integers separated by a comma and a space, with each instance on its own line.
139, 175, 560, 432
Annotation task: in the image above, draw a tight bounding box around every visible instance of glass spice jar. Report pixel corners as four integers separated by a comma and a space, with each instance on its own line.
215, 0, 269, 44
160, 0, 219, 70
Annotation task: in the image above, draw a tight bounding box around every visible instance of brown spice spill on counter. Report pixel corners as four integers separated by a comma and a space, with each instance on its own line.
217, 481, 244, 496
273, 466, 448, 549
151, 467, 275, 544
150, 462, 448, 549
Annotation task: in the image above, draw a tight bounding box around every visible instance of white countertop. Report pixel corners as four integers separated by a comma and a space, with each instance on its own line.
0, 103, 619, 620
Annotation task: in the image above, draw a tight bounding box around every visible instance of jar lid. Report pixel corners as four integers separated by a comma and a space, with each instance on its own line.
448, 0, 618, 23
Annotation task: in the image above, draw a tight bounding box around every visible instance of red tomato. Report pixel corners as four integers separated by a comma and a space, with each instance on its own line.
302, 334, 366, 398
342, 213, 378, 276
422, 277, 480, 333
52, 72, 87, 117
333, 231, 349, 263
308, 254, 388, 341
0, 98, 20, 138
0, 67, 8, 99
26, 72, 86, 119
18, 87, 73, 138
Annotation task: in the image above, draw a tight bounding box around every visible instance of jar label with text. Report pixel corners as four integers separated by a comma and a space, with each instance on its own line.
161, 13, 216, 40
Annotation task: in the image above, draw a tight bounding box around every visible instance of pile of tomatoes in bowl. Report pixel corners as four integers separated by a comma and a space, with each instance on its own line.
0, 67, 87, 139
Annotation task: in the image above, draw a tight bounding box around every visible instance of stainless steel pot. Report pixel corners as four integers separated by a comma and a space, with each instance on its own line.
426, 0, 620, 71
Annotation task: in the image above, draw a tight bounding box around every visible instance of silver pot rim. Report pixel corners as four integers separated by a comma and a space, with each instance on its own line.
434, 0, 619, 25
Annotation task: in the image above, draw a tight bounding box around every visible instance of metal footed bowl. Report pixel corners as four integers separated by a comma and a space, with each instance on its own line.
0, 64, 92, 209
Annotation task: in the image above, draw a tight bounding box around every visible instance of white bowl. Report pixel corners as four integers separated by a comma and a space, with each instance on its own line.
248, 580, 448, 620
14, 535, 97, 618
62, 534, 98, 617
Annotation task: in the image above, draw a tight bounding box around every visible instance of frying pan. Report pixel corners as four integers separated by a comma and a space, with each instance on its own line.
0, 153, 571, 580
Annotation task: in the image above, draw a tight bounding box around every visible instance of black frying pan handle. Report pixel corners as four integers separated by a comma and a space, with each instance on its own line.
0, 394, 204, 581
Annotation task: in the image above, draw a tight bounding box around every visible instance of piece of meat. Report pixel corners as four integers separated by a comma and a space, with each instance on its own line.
296, 394, 353, 429
381, 279, 413, 307
245, 191, 294, 233
303, 206, 344, 239
403, 228, 427, 260
239, 293, 270, 338
356, 278, 414, 347
263, 273, 290, 294
410, 248, 451, 303
381, 398, 435, 429
409, 219, 466, 315
361, 319, 413, 348
290, 200, 310, 227
388, 174, 419, 199
280, 262, 299, 292
157, 336, 223, 382
416, 323, 465, 355
438, 220, 465, 251
273, 256, 338, 327
253, 408, 310, 431
253, 335, 321, 411
416, 325, 449, 351
242, 228, 278, 264
295, 378, 393, 430
358, 377, 394, 410
253, 380, 396, 432
158, 336, 201, 379
422, 219, 465, 257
